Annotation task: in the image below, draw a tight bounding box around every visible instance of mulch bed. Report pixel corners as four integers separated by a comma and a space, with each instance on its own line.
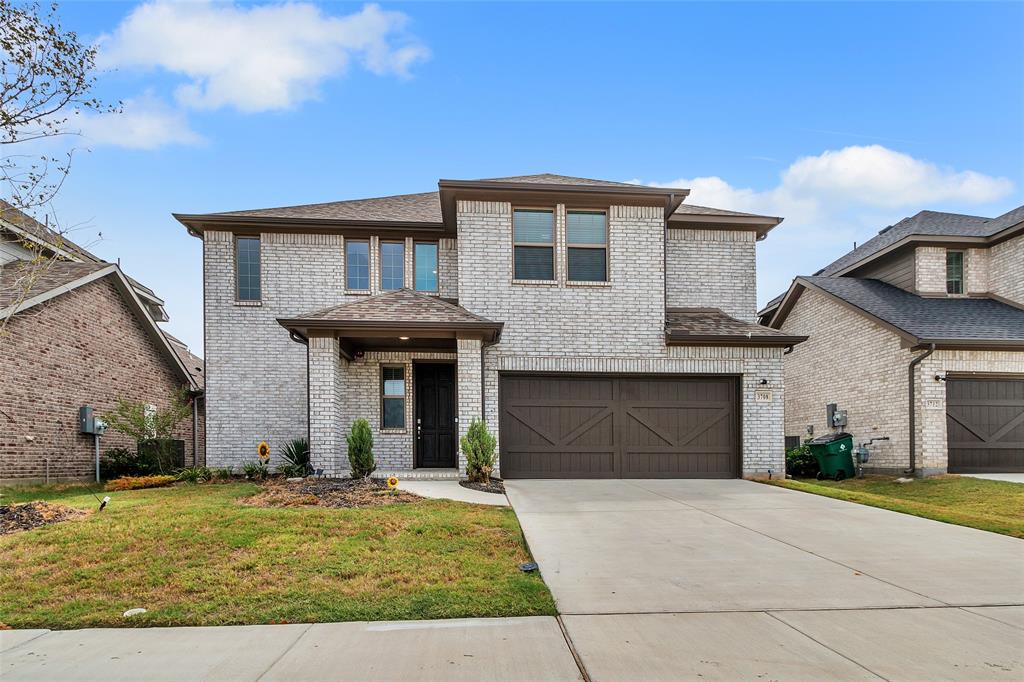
1, 501, 87, 535
459, 479, 506, 494
243, 477, 422, 509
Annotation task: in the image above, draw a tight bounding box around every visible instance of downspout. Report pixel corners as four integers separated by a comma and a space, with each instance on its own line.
192, 396, 198, 466
906, 343, 936, 475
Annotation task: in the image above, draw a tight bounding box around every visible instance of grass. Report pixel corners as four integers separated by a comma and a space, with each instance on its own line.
0, 482, 555, 629
765, 475, 1024, 538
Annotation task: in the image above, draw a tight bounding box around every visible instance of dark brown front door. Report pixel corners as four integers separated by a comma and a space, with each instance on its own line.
415, 363, 457, 468
499, 374, 740, 479
947, 378, 1024, 473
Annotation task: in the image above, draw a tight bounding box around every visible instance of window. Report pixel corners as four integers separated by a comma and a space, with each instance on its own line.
235, 236, 261, 301
566, 210, 608, 281
380, 241, 405, 290
946, 251, 964, 294
414, 242, 438, 292
513, 209, 555, 280
381, 365, 405, 429
345, 240, 369, 290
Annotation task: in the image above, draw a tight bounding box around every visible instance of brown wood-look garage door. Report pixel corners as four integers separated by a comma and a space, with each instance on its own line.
499, 375, 740, 479
946, 378, 1024, 473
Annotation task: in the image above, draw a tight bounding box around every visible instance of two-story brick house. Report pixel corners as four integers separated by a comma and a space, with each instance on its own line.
176, 174, 804, 479
759, 205, 1024, 475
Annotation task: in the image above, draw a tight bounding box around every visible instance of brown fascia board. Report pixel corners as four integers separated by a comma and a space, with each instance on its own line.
665, 332, 807, 347
277, 317, 503, 343
172, 213, 444, 238
667, 213, 783, 240
912, 338, 1024, 351
437, 179, 689, 231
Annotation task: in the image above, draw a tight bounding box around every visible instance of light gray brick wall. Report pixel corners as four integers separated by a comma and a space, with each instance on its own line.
780, 287, 908, 469
666, 228, 757, 321
456, 338, 483, 473
915, 246, 946, 294
990, 234, 1023, 304
966, 248, 989, 294
439, 238, 458, 298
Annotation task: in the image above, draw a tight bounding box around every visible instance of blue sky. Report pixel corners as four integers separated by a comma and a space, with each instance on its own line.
33, 1, 1024, 353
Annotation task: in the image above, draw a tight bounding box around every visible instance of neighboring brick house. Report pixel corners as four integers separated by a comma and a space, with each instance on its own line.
176, 174, 804, 480
759, 205, 1024, 475
0, 201, 205, 482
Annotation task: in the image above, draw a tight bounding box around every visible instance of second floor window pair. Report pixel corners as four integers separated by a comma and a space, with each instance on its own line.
513, 209, 608, 282
344, 241, 438, 292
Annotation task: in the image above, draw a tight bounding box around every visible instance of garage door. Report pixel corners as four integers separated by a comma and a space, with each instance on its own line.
947, 378, 1024, 473
499, 375, 740, 479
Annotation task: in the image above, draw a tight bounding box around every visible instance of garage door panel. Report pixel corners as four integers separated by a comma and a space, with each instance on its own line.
501, 375, 739, 479
947, 378, 1024, 473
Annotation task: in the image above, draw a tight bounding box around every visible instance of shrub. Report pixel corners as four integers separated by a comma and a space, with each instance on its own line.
176, 466, 211, 484
461, 419, 497, 484
105, 475, 176, 491
786, 443, 818, 478
346, 419, 375, 478
99, 447, 142, 479
242, 461, 269, 481
278, 437, 310, 477
210, 467, 234, 481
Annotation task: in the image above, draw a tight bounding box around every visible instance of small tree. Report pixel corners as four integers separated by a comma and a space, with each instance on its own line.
103, 390, 191, 473
346, 418, 375, 478
461, 418, 496, 484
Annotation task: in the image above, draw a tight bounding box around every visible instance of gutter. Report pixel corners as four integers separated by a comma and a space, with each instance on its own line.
906, 343, 936, 475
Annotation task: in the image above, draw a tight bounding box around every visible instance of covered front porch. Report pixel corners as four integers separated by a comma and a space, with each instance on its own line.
279, 289, 502, 477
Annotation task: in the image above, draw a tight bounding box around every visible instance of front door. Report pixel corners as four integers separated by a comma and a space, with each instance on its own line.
415, 363, 457, 468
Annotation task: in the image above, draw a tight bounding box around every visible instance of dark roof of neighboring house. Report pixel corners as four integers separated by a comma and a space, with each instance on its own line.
665, 308, 807, 347
816, 205, 1024, 277
796, 276, 1024, 344
0, 260, 110, 310
181, 173, 777, 226
287, 288, 498, 326
164, 331, 205, 390
0, 199, 101, 263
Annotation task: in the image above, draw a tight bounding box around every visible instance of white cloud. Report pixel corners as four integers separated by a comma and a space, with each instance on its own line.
632, 145, 1016, 306
76, 93, 204, 150
98, 1, 430, 113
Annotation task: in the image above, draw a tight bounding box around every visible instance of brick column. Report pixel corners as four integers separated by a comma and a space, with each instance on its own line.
916, 355, 948, 475
308, 336, 343, 475
456, 337, 483, 475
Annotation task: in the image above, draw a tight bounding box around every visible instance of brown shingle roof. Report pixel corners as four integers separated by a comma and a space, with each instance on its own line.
666, 308, 806, 346
184, 174, 776, 225
0, 260, 110, 310
0, 200, 101, 262
292, 288, 497, 325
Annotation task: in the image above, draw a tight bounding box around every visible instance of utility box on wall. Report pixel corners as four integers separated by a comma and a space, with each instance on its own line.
79, 406, 95, 434
826, 403, 848, 428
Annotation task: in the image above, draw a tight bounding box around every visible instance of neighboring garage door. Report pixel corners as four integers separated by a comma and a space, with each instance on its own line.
946, 378, 1024, 473
499, 374, 740, 479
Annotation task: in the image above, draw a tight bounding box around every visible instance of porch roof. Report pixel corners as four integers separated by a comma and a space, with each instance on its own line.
278, 289, 503, 354
665, 308, 807, 347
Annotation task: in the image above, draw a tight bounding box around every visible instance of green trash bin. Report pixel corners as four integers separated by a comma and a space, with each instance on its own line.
808, 432, 855, 481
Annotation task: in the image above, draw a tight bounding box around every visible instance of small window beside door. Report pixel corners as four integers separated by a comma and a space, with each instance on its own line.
946, 251, 964, 295
566, 210, 608, 282
513, 209, 555, 281
381, 365, 406, 429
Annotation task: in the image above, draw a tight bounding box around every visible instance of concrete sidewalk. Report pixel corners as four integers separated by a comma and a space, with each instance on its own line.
1, 617, 584, 682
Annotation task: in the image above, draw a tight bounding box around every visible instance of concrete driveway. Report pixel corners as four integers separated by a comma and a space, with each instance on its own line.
506, 479, 1024, 680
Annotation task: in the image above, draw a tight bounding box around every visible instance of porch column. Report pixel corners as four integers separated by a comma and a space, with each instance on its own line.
456, 337, 483, 475
308, 336, 344, 475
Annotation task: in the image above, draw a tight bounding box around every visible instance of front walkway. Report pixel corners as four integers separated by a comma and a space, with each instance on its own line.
506, 479, 1024, 680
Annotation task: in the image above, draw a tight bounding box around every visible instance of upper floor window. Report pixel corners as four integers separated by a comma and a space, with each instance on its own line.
381, 365, 406, 429
345, 240, 369, 290
513, 208, 554, 280
946, 250, 964, 294
380, 241, 405, 290
566, 210, 608, 282
414, 242, 438, 292
235, 236, 261, 301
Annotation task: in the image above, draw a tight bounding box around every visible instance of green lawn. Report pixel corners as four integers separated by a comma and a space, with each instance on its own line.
765, 475, 1024, 538
0, 482, 555, 629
